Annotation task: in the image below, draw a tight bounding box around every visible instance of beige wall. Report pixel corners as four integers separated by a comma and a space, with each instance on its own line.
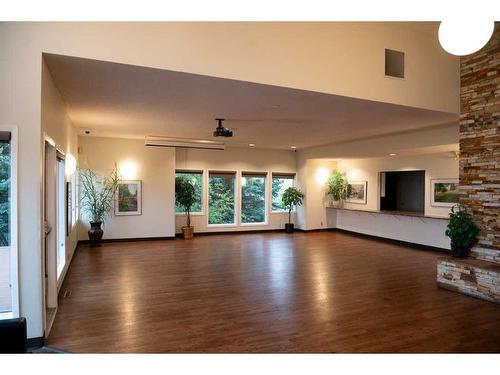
78, 137, 176, 240
337, 153, 459, 218
42, 59, 79, 259
0, 21, 460, 338
175, 147, 297, 233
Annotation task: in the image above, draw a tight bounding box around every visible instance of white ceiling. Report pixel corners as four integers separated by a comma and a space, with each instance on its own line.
44, 52, 457, 150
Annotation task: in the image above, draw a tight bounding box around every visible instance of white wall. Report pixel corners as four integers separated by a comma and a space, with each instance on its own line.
41, 60, 80, 286
337, 153, 458, 218
334, 210, 450, 249
78, 137, 176, 240
175, 147, 297, 233
296, 158, 338, 230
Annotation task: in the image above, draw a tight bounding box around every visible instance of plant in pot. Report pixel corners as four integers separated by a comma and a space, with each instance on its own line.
282, 187, 305, 233
445, 204, 479, 258
175, 176, 197, 239
79, 166, 120, 247
325, 171, 351, 208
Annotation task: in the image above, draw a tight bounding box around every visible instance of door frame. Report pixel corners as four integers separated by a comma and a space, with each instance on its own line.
0, 125, 19, 320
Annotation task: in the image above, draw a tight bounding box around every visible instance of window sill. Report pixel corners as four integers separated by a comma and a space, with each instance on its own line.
240, 222, 268, 226
207, 223, 237, 228
175, 212, 204, 216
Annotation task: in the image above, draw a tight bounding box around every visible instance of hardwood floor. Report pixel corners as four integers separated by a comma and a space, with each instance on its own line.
47, 231, 500, 353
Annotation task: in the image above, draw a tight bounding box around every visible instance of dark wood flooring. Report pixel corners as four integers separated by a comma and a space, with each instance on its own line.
47, 231, 500, 353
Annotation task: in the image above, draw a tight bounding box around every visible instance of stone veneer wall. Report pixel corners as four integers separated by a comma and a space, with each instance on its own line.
437, 258, 500, 303
459, 23, 500, 262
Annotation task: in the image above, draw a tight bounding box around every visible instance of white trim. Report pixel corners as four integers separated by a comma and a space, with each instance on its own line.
0, 126, 19, 319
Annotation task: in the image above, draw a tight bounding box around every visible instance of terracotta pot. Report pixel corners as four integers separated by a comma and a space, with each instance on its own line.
88, 221, 103, 247
182, 226, 194, 239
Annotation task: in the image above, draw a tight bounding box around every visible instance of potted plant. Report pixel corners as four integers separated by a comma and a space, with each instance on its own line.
282, 187, 305, 233
325, 171, 351, 207
79, 166, 120, 247
175, 176, 197, 239
445, 204, 479, 258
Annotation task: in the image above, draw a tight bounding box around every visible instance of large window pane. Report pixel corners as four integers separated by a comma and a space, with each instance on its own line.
241, 173, 266, 224
272, 174, 295, 211
208, 172, 235, 225
175, 171, 203, 213
0, 137, 11, 313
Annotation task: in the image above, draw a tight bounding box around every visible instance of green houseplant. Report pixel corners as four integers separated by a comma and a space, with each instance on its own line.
175, 176, 197, 239
282, 187, 305, 233
326, 171, 351, 207
445, 204, 479, 258
79, 166, 120, 247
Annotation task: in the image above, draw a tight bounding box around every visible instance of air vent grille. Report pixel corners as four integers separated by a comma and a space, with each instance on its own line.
385, 49, 405, 78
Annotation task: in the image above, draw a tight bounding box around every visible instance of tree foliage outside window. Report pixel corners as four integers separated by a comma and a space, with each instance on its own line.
208, 174, 235, 225
272, 176, 294, 211
241, 175, 266, 223
175, 172, 202, 213
0, 142, 10, 246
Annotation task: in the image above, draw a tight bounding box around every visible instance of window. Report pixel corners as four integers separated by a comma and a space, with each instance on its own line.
272, 174, 295, 212
175, 171, 203, 213
0, 130, 16, 318
241, 173, 267, 224
208, 172, 236, 225
56, 156, 66, 278
385, 49, 405, 78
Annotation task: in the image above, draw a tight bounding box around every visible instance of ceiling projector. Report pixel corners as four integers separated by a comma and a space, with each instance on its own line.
213, 118, 233, 137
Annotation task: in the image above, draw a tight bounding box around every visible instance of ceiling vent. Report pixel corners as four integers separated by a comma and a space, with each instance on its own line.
385, 49, 405, 79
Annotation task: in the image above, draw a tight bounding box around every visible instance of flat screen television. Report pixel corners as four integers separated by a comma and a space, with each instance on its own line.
380, 170, 425, 214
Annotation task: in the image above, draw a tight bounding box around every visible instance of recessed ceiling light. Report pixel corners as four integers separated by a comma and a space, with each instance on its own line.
389, 153, 397, 156
291, 146, 297, 150
249, 143, 255, 147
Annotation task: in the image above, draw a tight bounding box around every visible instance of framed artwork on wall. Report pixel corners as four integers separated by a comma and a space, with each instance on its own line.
115, 180, 142, 215
431, 179, 461, 207
346, 181, 367, 204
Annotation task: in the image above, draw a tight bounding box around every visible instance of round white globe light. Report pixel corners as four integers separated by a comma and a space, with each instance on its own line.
439, 20, 495, 56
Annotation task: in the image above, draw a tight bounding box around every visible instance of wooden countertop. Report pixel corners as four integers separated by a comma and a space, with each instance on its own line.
327, 207, 449, 220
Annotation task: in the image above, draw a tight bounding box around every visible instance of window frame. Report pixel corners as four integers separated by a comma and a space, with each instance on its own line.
0, 126, 19, 320
175, 169, 204, 216
240, 171, 268, 226
271, 173, 296, 214
207, 170, 238, 227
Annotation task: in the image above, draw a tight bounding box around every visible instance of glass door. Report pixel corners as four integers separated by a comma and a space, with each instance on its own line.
0, 130, 17, 319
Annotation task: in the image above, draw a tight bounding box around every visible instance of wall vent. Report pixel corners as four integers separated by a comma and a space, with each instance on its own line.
385, 49, 405, 78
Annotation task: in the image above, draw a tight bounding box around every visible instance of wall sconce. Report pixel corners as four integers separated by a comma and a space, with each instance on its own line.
65, 153, 77, 176
315, 168, 330, 185
119, 160, 138, 180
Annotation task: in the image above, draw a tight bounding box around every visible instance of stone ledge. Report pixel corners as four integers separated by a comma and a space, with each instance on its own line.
470, 247, 500, 264
437, 257, 500, 304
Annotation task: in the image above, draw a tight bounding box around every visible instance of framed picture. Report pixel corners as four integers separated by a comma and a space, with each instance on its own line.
347, 181, 367, 204
431, 179, 461, 207
115, 180, 142, 215
66, 181, 72, 235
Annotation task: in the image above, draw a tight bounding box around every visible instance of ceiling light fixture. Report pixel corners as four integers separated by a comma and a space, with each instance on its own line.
145, 136, 225, 150
291, 146, 297, 150
389, 153, 397, 156
249, 143, 255, 147
438, 19, 494, 56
